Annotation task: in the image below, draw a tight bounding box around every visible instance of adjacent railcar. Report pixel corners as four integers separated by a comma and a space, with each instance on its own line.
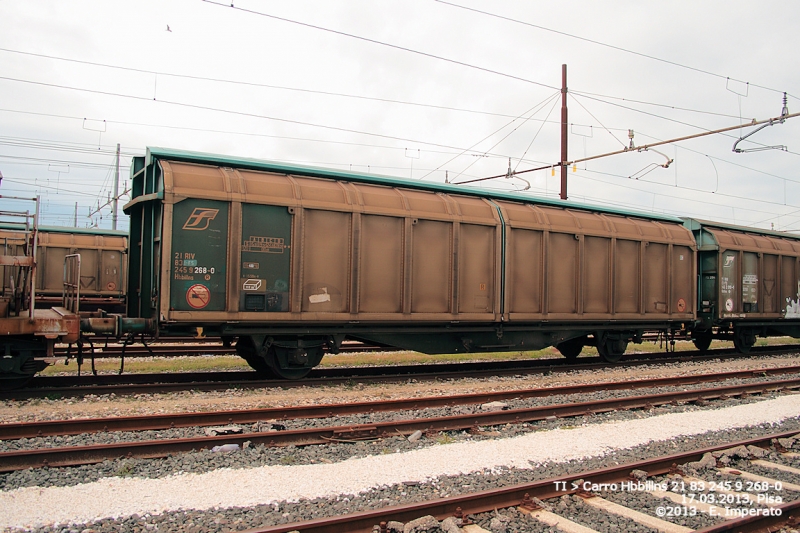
0, 201, 81, 388
0, 224, 127, 313
683, 218, 800, 351
123, 147, 696, 378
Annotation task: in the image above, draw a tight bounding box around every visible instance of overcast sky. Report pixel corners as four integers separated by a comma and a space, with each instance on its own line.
1, 1, 799, 232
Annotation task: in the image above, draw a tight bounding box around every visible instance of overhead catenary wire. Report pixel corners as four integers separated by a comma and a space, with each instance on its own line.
0, 75, 510, 155
0, 114, 545, 167
434, 0, 796, 100
0, 46, 754, 127
449, 93, 561, 182
576, 167, 800, 213
3, 9, 792, 228
568, 95, 628, 149
0, 47, 545, 122
561, 109, 800, 170
200, 0, 560, 92
572, 92, 800, 155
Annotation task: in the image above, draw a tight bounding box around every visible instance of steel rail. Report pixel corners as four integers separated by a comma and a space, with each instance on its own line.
1, 377, 798, 472
236, 430, 800, 533
10, 344, 799, 401
3, 365, 800, 440
52, 342, 384, 358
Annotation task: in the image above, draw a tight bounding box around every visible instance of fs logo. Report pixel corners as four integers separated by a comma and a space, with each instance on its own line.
182, 208, 219, 231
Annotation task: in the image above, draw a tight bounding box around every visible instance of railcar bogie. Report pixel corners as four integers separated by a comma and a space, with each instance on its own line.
556, 337, 585, 360
235, 334, 325, 379
0, 337, 50, 388
691, 329, 713, 352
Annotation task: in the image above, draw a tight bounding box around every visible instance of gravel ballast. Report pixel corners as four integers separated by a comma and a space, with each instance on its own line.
3, 393, 800, 531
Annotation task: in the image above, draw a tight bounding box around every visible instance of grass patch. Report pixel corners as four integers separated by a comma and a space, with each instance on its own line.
41, 355, 252, 376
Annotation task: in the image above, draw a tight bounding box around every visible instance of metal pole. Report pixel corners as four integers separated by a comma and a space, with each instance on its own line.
560, 64, 568, 200
29, 196, 39, 321
73, 202, 78, 227
112, 143, 120, 230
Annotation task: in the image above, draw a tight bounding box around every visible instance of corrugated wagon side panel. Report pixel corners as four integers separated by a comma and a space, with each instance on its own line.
671, 245, 694, 314
507, 228, 542, 314
458, 223, 495, 314
643, 243, 669, 314
583, 236, 610, 314
547, 232, 578, 314
300, 209, 351, 313
411, 220, 451, 313
614, 239, 640, 314
359, 215, 403, 313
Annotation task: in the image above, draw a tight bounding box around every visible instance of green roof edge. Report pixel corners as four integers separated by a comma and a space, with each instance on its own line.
145, 146, 685, 223
0, 222, 127, 237
682, 217, 800, 241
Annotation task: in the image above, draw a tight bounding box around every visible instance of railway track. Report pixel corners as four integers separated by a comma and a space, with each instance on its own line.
9, 344, 800, 400
4, 365, 800, 440
2, 371, 798, 472
53, 339, 387, 358
236, 431, 800, 533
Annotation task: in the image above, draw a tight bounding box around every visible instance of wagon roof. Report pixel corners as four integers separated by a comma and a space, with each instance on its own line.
0, 222, 127, 237
144, 146, 686, 224
682, 217, 800, 242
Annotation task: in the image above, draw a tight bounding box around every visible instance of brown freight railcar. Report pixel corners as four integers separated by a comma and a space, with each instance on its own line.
684, 218, 800, 351
0, 225, 127, 312
124, 147, 696, 378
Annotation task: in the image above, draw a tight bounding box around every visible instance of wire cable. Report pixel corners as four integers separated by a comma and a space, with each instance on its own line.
200, 0, 559, 91
568, 95, 627, 149
571, 92, 800, 157
0, 47, 547, 122
452, 93, 560, 181
0, 75, 508, 155
434, 0, 796, 99
419, 91, 559, 180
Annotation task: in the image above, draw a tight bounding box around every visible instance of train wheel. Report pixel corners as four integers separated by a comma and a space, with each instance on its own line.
235, 336, 273, 376
733, 328, 756, 354
556, 338, 584, 360
267, 345, 323, 380
0, 339, 49, 391
692, 331, 713, 352
596, 332, 627, 363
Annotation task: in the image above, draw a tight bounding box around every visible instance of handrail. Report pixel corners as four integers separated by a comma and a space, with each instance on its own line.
62, 254, 81, 314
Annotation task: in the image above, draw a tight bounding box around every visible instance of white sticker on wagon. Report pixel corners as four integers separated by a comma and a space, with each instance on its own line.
243, 279, 263, 291
309, 287, 331, 304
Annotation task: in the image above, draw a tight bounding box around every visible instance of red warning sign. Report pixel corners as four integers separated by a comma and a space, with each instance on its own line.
186, 284, 211, 309
677, 298, 686, 312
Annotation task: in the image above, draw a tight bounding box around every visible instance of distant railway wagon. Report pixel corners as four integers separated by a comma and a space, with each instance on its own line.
0, 201, 81, 388
0, 224, 127, 313
123, 147, 697, 378
683, 218, 800, 352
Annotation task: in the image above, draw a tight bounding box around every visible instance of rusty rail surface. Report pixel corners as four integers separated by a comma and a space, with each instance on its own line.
1, 377, 798, 472
3, 365, 800, 440
236, 431, 800, 533
9, 344, 800, 401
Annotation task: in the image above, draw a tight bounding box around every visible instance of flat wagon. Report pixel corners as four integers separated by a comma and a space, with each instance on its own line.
123, 147, 697, 378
